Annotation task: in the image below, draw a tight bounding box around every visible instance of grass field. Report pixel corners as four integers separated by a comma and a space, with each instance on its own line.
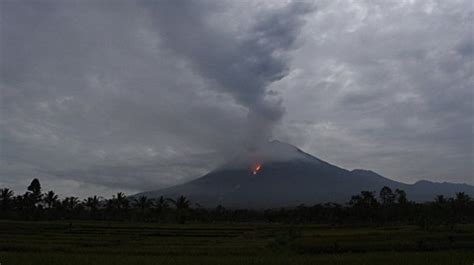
1, 220, 473, 265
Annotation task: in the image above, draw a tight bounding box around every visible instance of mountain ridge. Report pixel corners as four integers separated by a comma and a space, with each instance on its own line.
135, 141, 474, 208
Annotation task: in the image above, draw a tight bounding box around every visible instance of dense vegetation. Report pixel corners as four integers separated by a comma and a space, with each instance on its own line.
1, 178, 474, 265
1, 178, 473, 229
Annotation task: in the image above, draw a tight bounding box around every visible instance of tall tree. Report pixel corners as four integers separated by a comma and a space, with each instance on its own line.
379, 186, 395, 206
0, 188, 14, 212
155, 196, 168, 211
84, 196, 101, 219
168, 195, 191, 224
395, 189, 408, 205
454, 192, 471, 205
133, 196, 153, 219
27, 179, 42, 196
26, 178, 43, 206
170, 195, 190, 210
453, 192, 472, 223
84, 196, 101, 211
114, 192, 129, 210
435, 195, 447, 204
62, 197, 79, 211
349, 191, 380, 223
108, 192, 129, 220
350, 191, 379, 209
152, 196, 168, 221
43, 191, 58, 209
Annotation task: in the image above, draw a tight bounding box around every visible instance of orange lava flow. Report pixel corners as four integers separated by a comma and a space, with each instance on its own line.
252, 164, 262, 175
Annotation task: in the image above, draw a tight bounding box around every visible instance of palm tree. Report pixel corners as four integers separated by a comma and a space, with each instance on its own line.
168, 195, 191, 223
13, 194, 27, 211
84, 196, 101, 211
454, 192, 471, 205
151, 196, 168, 221
62, 197, 79, 211
0, 188, 14, 212
114, 192, 129, 210
83, 196, 101, 219
43, 191, 58, 209
84, 195, 100, 211
168, 195, 190, 210
133, 196, 153, 219
155, 196, 168, 211
105, 198, 115, 214
107, 192, 129, 220
133, 196, 152, 211
452, 192, 472, 224
435, 195, 447, 204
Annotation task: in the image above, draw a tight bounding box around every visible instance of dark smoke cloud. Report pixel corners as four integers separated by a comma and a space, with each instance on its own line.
145, 1, 314, 145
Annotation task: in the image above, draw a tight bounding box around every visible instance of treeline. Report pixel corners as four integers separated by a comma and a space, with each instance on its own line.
1, 178, 473, 228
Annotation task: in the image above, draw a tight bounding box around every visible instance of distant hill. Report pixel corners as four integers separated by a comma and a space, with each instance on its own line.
135, 140, 474, 208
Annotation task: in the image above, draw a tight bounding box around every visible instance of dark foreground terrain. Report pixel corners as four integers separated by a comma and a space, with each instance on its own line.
1, 220, 473, 265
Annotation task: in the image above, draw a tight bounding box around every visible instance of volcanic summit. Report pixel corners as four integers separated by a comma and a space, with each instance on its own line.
136, 141, 474, 208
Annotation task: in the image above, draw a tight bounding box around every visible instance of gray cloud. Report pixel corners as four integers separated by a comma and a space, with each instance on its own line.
0, 0, 472, 197
274, 0, 473, 185
144, 0, 314, 144
0, 0, 314, 196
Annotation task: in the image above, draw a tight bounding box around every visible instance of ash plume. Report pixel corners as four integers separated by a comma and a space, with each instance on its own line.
145, 1, 314, 147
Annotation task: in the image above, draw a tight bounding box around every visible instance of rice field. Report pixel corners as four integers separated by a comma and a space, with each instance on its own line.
1, 220, 473, 265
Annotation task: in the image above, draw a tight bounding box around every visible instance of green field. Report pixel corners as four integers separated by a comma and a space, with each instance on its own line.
1, 220, 473, 265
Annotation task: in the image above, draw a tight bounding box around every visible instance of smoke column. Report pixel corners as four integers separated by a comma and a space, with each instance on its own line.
145, 1, 314, 148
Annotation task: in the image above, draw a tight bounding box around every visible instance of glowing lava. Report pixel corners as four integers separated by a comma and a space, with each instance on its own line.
252, 163, 262, 175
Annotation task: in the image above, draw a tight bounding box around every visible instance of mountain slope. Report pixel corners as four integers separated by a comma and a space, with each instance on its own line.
136, 141, 474, 208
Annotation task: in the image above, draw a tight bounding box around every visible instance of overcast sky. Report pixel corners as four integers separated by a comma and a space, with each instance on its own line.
1, 0, 473, 198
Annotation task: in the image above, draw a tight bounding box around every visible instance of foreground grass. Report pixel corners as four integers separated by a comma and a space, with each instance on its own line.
2, 251, 473, 265
1, 220, 473, 265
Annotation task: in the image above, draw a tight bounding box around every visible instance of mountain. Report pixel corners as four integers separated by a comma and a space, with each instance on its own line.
135, 140, 474, 208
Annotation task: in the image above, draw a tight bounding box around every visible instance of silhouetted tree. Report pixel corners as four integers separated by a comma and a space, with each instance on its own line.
84, 196, 100, 211
133, 195, 153, 220
1, 179, 473, 225
454, 192, 471, 205
453, 192, 472, 224
27, 178, 42, 201
435, 195, 447, 204
23, 179, 43, 213
395, 189, 408, 205
349, 191, 380, 223
151, 196, 168, 221
107, 192, 129, 220
84, 196, 101, 219
115, 192, 129, 209
169, 195, 190, 223
155, 196, 168, 211
379, 186, 396, 206
350, 191, 379, 208
0, 188, 14, 212
63, 197, 79, 211
43, 191, 58, 209
174, 196, 190, 210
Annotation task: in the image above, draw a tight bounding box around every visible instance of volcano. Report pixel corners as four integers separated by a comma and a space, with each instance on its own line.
136, 141, 474, 208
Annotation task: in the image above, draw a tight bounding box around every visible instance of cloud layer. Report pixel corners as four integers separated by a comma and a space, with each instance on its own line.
1, 0, 472, 197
